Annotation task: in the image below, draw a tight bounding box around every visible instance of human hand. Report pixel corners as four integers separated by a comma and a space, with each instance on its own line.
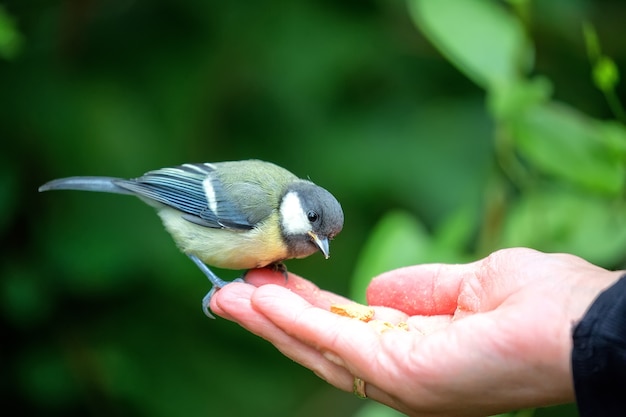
210, 248, 623, 417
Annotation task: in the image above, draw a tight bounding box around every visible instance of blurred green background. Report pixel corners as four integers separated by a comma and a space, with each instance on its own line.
1, 0, 625, 416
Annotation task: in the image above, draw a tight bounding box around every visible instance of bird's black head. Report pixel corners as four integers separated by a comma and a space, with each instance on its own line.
278, 180, 344, 259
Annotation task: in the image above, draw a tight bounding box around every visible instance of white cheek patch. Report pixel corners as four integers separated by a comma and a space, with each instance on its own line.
202, 177, 218, 214
280, 191, 311, 235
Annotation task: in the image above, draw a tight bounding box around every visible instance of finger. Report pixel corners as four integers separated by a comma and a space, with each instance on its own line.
244, 269, 353, 309
249, 285, 437, 408
212, 283, 356, 391
367, 248, 559, 316
242, 269, 409, 322
250, 285, 392, 376
212, 283, 318, 358
209, 282, 256, 321
366, 262, 477, 315
216, 284, 414, 409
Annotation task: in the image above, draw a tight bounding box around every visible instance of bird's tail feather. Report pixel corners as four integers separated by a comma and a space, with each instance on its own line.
38, 177, 135, 195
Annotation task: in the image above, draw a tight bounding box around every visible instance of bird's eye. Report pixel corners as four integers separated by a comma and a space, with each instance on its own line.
307, 210, 319, 223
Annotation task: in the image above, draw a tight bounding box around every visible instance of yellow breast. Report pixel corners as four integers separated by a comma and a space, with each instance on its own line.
156, 207, 288, 270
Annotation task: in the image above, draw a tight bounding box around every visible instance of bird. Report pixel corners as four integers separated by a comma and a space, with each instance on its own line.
39, 159, 344, 317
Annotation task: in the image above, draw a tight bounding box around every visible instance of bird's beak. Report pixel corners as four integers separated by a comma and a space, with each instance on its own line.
308, 231, 330, 259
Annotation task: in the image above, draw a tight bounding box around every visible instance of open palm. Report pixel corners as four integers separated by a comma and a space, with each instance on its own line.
211, 248, 622, 417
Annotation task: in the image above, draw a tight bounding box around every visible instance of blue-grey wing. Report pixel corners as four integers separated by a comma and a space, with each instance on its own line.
115, 163, 254, 230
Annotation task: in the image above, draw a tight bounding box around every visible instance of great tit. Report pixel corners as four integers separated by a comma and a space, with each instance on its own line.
39, 160, 344, 317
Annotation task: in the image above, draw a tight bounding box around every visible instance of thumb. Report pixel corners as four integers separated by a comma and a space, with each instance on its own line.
366, 263, 469, 316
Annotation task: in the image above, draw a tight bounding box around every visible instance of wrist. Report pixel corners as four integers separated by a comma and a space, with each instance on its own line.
572, 275, 626, 416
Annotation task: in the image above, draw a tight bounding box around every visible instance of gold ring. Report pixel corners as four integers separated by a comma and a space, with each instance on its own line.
353, 376, 367, 399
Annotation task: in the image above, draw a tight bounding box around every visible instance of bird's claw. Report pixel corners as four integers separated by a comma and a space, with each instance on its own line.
188, 254, 248, 319
201, 277, 244, 318
273, 263, 289, 282
190, 254, 287, 318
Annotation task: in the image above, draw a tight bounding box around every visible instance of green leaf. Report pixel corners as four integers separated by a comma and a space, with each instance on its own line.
408, 0, 532, 89
582, 21, 601, 61
600, 121, 626, 160
581, 21, 625, 121
0, 6, 22, 60
582, 21, 621, 93
500, 188, 626, 267
431, 204, 477, 262
511, 102, 625, 194
488, 76, 552, 121
593, 56, 620, 92
350, 208, 475, 303
350, 211, 432, 303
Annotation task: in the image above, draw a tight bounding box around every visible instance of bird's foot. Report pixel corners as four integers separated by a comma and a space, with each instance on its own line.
242, 262, 288, 283
269, 262, 289, 282
201, 277, 244, 318
188, 254, 244, 319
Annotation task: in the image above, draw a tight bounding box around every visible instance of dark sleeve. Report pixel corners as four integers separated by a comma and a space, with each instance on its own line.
572, 275, 626, 417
